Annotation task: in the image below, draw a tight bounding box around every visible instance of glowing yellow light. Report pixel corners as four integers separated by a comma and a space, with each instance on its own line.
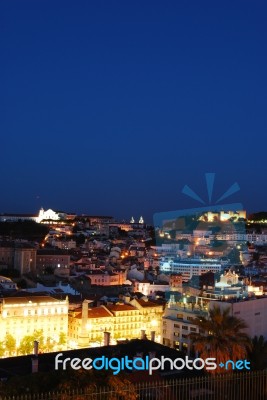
86, 322, 92, 330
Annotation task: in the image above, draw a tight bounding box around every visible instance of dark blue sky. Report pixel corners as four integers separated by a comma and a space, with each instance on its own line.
1, 1, 267, 222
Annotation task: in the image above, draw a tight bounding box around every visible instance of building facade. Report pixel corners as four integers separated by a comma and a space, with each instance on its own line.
86, 270, 127, 286
68, 298, 164, 347
160, 257, 222, 281
0, 243, 37, 275
210, 297, 267, 340
162, 298, 209, 353
36, 250, 70, 274
0, 295, 68, 349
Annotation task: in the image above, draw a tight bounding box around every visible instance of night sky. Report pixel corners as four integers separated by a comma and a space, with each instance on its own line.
1, 1, 267, 222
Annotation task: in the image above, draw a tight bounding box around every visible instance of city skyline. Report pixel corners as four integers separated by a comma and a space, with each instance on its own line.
1, 1, 267, 396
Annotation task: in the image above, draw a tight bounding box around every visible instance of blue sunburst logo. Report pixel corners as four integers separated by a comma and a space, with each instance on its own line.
182, 173, 240, 205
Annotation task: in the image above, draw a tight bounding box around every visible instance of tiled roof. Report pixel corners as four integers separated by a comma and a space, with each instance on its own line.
2, 295, 66, 305
75, 306, 112, 319
37, 249, 70, 255
135, 299, 164, 308
105, 304, 138, 312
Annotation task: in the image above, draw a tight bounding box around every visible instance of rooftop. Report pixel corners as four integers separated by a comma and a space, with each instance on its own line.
1, 295, 67, 305
105, 304, 138, 312
74, 306, 112, 319
135, 299, 164, 308
37, 249, 70, 255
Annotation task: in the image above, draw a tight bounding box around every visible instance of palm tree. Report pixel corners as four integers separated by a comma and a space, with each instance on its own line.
189, 305, 252, 373
249, 335, 267, 370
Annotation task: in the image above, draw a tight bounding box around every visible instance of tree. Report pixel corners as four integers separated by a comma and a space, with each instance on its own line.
76, 234, 86, 246
4, 333, 16, 356
58, 332, 67, 348
43, 337, 55, 353
18, 330, 44, 355
32, 329, 45, 348
107, 376, 137, 400
44, 266, 54, 275
18, 335, 35, 355
249, 335, 267, 370
189, 306, 252, 373
0, 341, 5, 357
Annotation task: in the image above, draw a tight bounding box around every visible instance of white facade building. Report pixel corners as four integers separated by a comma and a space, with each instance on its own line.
160, 258, 222, 281
162, 298, 209, 352
210, 297, 267, 340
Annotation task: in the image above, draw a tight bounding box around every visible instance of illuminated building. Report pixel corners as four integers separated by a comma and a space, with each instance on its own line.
0, 213, 38, 222
199, 210, 246, 222
36, 208, 60, 223
132, 280, 169, 296
160, 257, 222, 281
68, 298, 164, 347
104, 303, 141, 341
162, 276, 267, 353
68, 302, 113, 347
86, 269, 127, 286
129, 298, 164, 342
0, 208, 71, 223
162, 296, 209, 352
169, 274, 183, 289
0, 295, 68, 348
139, 216, 144, 224
109, 223, 133, 232
128, 243, 146, 257
68, 303, 140, 347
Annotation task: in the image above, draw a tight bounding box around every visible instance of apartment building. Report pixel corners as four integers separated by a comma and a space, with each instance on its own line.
0, 242, 37, 275
86, 269, 126, 286
210, 297, 267, 340
160, 258, 222, 281
68, 298, 164, 347
130, 298, 164, 341
162, 299, 209, 353
36, 249, 70, 274
0, 295, 68, 347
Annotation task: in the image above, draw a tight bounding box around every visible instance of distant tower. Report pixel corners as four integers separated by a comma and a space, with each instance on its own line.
139, 216, 144, 224
130, 216, 135, 224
